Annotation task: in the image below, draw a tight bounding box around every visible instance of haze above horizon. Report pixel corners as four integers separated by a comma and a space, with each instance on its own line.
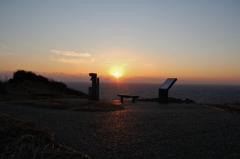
0, 1, 240, 85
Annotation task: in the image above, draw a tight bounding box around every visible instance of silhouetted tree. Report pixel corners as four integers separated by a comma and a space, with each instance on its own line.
9, 70, 88, 97
0, 81, 7, 94
13, 70, 50, 83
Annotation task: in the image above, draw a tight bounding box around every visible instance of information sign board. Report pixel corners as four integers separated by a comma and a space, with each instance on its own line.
160, 78, 177, 90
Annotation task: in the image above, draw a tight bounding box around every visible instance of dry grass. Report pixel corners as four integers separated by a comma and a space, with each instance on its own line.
7, 99, 124, 111
1, 99, 123, 158
0, 112, 91, 159
204, 103, 240, 114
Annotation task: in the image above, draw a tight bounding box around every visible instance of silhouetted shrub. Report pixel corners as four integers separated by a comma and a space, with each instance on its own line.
64, 87, 88, 97
13, 70, 50, 84
49, 79, 67, 90
0, 81, 7, 94
8, 78, 14, 84
10, 70, 88, 97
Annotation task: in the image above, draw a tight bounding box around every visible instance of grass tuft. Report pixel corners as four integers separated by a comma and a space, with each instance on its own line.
0, 112, 91, 159
204, 102, 240, 114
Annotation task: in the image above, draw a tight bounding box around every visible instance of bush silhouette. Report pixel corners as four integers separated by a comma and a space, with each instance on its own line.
0, 81, 7, 94
13, 70, 51, 84
9, 70, 87, 97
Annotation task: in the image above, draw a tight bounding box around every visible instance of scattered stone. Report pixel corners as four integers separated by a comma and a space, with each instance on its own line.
139, 97, 196, 104
168, 97, 184, 103
184, 98, 196, 104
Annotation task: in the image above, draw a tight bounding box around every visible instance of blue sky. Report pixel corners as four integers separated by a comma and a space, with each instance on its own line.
0, 0, 240, 84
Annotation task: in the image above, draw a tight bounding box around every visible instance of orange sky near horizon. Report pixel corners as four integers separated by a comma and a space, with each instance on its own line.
0, 54, 239, 85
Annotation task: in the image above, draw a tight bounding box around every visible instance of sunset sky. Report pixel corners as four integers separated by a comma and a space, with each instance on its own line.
0, 1, 240, 84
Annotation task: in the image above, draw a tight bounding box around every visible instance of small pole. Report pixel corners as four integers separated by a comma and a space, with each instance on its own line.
96, 78, 99, 100
89, 87, 92, 100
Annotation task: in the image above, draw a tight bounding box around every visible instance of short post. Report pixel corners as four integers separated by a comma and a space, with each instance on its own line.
88, 87, 92, 100
121, 96, 124, 103
158, 89, 168, 103
132, 98, 136, 103
96, 78, 99, 100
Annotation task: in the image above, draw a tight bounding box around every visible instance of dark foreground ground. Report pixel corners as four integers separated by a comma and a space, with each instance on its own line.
1, 101, 240, 159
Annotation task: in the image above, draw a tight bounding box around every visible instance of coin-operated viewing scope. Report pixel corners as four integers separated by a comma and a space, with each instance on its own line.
89, 73, 99, 100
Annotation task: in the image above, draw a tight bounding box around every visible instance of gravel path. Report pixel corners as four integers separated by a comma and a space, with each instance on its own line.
1, 101, 240, 159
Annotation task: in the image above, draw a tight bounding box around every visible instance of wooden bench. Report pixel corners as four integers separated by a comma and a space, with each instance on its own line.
117, 94, 139, 103
30, 93, 59, 99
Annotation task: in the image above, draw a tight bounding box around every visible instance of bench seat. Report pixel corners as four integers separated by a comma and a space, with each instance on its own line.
117, 94, 139, 103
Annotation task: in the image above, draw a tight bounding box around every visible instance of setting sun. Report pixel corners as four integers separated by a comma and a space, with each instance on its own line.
114, 71, 120, 78
110, 67, 123, 79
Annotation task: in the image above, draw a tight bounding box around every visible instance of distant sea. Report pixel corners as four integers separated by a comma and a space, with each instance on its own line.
66, 82, 240, 104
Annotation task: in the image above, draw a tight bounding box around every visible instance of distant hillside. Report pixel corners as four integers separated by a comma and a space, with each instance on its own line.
6, 70, 88, 97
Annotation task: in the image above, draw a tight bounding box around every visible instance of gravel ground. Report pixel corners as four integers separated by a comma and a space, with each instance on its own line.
1, 101, 240, 159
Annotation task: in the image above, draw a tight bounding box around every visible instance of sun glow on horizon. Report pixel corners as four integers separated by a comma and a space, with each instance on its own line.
114, 71, 120, 78
110, 67, 123, 79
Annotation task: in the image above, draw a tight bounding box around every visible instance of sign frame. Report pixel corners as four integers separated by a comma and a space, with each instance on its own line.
159, 78, 177, 103
160, 78, 177, 90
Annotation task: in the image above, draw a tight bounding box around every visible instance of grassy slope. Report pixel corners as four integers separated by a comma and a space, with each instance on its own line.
0, 112, 91, 159
1, 70, 124, 111
2, 70, 88, 98
0, 71, 124, 158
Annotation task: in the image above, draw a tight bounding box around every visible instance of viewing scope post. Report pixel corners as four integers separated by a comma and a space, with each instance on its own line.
89, 73, 99, 100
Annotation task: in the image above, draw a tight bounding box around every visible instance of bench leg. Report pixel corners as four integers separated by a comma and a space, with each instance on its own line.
121, 97, 124, 103
132, 98, 135, 103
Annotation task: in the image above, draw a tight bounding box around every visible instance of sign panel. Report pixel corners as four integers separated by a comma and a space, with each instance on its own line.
160, 78, 177, 90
